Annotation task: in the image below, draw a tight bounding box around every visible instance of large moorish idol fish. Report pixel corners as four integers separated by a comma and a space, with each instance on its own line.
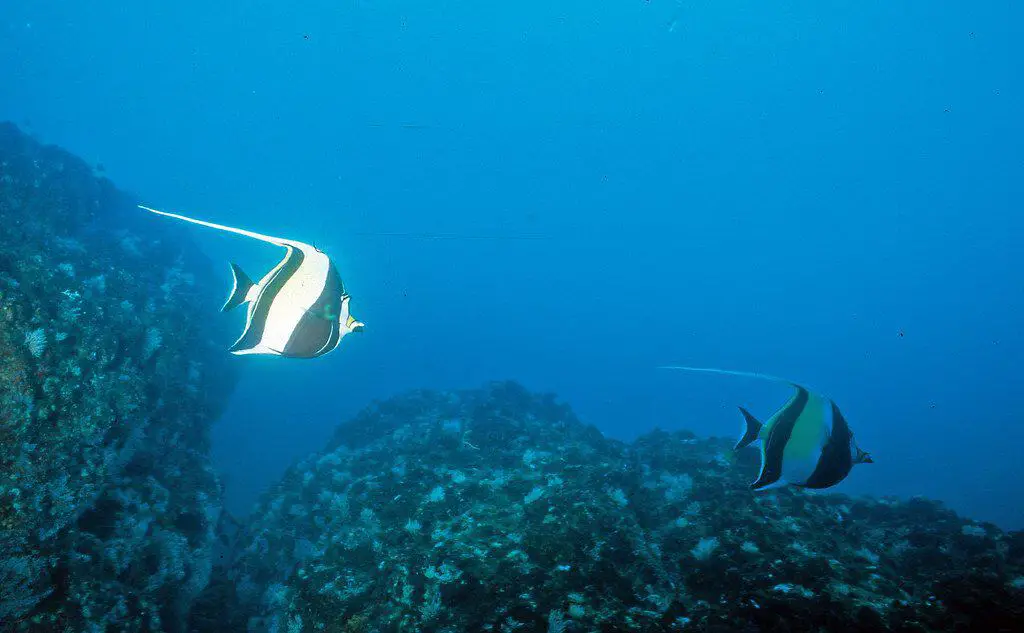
659, 366, 872, 491
140, 205, 364, 358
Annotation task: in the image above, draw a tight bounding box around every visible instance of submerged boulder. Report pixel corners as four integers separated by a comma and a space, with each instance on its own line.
0, 123, 239, 631
229, 382, 1024, 632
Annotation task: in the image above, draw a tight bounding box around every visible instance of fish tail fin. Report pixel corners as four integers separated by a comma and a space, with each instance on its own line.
735, 406, 763, 451
139, 205, 291, 247
222, 263, 254, 312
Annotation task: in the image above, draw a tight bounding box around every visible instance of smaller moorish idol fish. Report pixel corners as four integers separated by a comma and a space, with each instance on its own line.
139, 205, 364, 358
659, 366, 872, 491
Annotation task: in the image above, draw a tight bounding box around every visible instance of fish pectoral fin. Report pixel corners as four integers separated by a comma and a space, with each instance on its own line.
222, 263, 255, 312
734, 406, 763, 451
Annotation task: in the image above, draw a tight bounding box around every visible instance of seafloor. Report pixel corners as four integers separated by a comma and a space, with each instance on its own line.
1, 124, 1023, 632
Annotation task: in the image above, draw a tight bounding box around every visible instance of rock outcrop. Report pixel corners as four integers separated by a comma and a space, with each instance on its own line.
0, 123, 239, 632
227, 382, 1024, 632
5, 123, 1023, 633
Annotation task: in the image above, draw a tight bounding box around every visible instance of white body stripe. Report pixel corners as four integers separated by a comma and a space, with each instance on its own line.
230, 245, 300, 354
252, 244, 331, 354
780, 397, 831, 485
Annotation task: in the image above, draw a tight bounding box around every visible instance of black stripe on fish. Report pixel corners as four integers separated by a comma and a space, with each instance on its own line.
228, 246, 305, 353
281, 311, 336, 358
750, 386, 810, 490
281, 262, 345, 358
799, 401, 855, 489
317, 318, 342, 356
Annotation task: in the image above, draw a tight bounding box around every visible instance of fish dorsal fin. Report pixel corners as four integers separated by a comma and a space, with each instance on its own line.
222, 263, 254, 312
658, 364, 820, 403
139, 205, 294, 247
658, 365, 803, 389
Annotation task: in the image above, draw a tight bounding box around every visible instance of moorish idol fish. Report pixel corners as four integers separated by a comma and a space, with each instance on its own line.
659, 366, 873, 491
139, 205, 364, 358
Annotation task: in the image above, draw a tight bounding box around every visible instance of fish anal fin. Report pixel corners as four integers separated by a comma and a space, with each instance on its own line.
735, 406, 763, 451
222, 263, 254, 312
750, 477, 787, 492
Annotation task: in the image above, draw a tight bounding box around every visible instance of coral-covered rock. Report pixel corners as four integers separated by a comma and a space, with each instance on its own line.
629, 431, 1024, 631
229, 383, 1024, 633
0, 122, 239, 631
231, 382, 671, 633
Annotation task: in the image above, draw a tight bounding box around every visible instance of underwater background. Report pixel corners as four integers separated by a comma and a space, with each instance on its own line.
3, 1, 1022, 528
2, 4, 1024, 630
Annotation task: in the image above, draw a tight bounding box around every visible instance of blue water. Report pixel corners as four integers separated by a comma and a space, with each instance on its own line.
3, 2, 1022, 528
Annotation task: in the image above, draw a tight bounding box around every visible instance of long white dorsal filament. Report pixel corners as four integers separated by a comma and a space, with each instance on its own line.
658, 365, 800, 388
138, 205, 291, 247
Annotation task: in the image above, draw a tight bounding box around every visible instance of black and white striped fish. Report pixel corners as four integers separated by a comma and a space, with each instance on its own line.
660, 366, 873, 490
140, 205, 364, 358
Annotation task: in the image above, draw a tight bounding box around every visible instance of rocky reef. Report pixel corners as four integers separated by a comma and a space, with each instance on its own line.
0, 123, 239, 631
4, 122, 1023, 632
226, 382, 1024, 633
